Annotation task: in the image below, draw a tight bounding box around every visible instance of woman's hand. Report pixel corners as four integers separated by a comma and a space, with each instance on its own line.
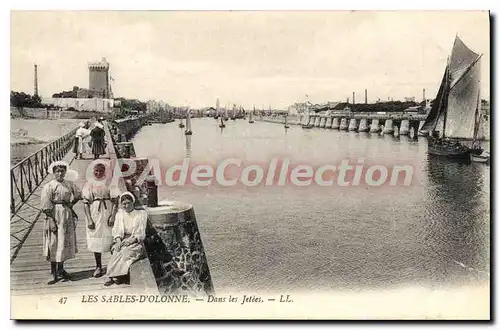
48, 217, 58, 233
107, 215, 115, 227
111, 243, 121, 253
87, 217, 95, 230
122, 237, 136, 247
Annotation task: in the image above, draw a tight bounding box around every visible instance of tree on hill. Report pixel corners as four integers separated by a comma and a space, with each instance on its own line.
114, 97, 148, 113
52, 86, 79, 98
10, 91, 43, 116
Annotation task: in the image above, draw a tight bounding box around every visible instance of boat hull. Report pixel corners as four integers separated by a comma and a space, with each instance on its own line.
471, 155, 489, 163
428, 145, 471, 159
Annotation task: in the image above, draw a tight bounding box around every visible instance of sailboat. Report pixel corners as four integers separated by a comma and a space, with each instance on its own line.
219, 116, 226, 128
284, 115, 290, 129
224, 103, 229, 121
471, 92, 490, 163
231, 104, 237, 120
178, 118, 185, 129
249, 111, 254, 124
185, 110, 193, 135
420, 36, 483, 160
302, 112, 313, 129
214, 98, 220, 119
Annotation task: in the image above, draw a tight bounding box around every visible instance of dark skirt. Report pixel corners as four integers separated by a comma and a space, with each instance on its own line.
73, 137, 79, 154
91, 138, 107, 156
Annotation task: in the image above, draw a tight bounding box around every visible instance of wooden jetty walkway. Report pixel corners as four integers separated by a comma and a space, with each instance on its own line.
11, 126, 157, 299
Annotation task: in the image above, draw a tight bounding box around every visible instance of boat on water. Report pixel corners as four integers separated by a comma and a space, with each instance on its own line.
420, 36, 484, 160
284, 115, 290, 129
471, 151, 490, 163
215, 98, 220, 120
219, 116, 226, 128
249, 111, 254, 124
178, 119, 185, 129
184, 111, 193, 135
301, 113, 314, 129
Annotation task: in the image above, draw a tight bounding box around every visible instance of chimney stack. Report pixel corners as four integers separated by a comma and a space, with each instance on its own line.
423, 88, 426, 102
352, 92, 355, 105
34, 64, 38, 96
365, 89, 367, 104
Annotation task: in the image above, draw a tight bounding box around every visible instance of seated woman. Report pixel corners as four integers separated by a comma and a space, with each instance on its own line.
105, 192, 148, 286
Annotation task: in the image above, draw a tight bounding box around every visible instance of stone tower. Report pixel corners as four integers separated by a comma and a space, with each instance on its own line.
88, 57, 110, 98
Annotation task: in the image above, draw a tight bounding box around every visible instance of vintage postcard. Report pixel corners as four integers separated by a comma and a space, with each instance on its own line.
9, 10, 490, 320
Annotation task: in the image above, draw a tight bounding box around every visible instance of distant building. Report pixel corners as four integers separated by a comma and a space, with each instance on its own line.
41, 97, 114, 112
88, 57, 112, 99
404, 97, 416, 102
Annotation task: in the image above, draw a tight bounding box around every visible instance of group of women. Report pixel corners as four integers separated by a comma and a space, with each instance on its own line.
73, 117, 107, 160
41, 160, 148, 286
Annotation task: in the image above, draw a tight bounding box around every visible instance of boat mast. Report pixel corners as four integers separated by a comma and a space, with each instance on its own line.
441, 57, 451, 139
472, 89, 481, 147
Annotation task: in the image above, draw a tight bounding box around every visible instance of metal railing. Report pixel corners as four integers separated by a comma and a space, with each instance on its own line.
10, 127, 77, 215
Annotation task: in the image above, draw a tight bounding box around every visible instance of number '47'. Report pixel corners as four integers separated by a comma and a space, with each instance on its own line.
59, 297, 67, 304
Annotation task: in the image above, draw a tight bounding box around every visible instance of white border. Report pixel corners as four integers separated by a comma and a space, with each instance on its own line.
2, 1, 497, 328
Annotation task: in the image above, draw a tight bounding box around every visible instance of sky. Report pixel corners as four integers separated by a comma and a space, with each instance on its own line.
10, 11, 490, 109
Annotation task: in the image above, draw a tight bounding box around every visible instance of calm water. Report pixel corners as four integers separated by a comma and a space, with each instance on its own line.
132, 118, 490, 292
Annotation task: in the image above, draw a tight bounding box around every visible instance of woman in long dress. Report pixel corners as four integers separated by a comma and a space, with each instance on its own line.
40, 161, 81, 284
82, 163, 120, 277
90, 122, 107, 160
73, 122, 91, 159
105, 192, 148, 286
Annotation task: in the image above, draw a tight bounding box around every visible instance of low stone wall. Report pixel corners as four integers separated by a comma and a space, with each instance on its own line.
113, 115, 153, 140
11, 107, 109, 120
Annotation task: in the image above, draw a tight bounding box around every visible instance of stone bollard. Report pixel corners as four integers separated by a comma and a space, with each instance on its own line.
326, 117, 333, 129
315, 116, 321, 127
145, 199, 214, 297
339, 118, 348, 131
383, 119, 394, 134
332, 118, 340, 129
348, 118, 358, 131
369, 119, 380, 133
358, 119, 369, 132
400, 119, 410, 135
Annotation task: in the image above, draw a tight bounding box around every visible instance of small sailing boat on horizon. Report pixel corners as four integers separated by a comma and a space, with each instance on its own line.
185, 110, 193, 135
214, 98, 220, 119
301, 111, 314, 129
420, 35, 484, 161
224, 103, 229, 121
249, 106, 255, 124
284, 115, 290, 129
231, 104, 237, 120
219, 115, 226, 128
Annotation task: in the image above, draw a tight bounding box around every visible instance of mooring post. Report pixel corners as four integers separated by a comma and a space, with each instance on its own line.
146, 177, 158, 207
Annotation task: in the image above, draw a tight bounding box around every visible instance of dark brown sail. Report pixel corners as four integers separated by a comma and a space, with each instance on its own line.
420, 65, 449, 133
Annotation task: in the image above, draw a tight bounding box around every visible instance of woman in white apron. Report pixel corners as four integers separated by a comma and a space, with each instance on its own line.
104, 192, 147, 286
73, 122, 91, 159
40, 161, 81, 284
82, 163, 120, 277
